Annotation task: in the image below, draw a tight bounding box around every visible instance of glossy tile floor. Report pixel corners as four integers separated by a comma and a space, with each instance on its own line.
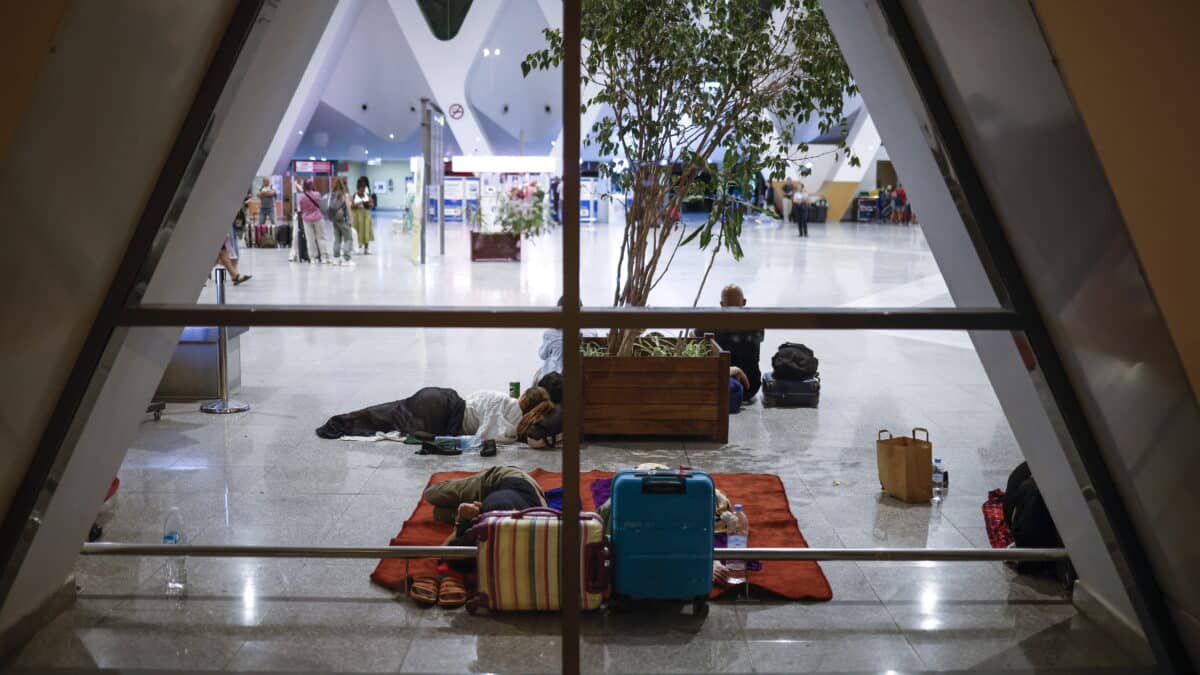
11, 214, 1147, 672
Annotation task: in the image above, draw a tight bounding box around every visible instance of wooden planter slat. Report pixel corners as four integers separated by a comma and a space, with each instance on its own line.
586, 419, 718, 437
583, 372, 717, 388
581, 337, 730, 442
584, 387, 714, 404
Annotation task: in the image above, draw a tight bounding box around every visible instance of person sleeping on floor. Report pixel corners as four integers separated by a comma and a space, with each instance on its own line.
409, 466, 548, 607
314, 373, 564, 448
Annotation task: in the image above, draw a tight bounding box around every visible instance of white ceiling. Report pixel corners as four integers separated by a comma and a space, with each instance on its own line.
291, 0, 864, 164
464, 0, 561, 155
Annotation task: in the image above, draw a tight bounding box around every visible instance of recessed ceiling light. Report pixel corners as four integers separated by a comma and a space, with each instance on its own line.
494, 48, 501, 56
442, 156, 449, 162
482, 48, 490, 56
320, 157, 327, 161
364, 149, 369, 154
388, 133, 395, 139
298, 130, 303, 135
308, 156, 316, 160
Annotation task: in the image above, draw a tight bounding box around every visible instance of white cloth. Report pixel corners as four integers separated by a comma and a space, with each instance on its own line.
462, 390, 522, 441
338, 431, 405, 443
538, 329, 564, 379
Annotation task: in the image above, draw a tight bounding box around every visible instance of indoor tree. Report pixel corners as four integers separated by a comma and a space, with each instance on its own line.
524, 0, 857, 355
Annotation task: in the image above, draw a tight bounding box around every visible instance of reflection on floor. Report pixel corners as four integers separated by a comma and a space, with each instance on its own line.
11, 217, 1146, 672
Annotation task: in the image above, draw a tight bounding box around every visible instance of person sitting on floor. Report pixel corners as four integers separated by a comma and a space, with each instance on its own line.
694, 284, 765, 401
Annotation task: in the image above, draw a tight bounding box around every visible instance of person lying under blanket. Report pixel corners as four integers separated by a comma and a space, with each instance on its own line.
316, 385, 555, 444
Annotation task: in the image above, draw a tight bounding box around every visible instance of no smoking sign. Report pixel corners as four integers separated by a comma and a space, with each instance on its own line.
448, 103, 464, 120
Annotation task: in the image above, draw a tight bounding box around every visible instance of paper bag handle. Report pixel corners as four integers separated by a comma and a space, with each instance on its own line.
877, 429, 892, 440
912, 427, 930, 442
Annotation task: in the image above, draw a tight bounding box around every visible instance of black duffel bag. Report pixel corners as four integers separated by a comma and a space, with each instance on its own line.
771, 342, 818, 380
1004, 462, 1072, 581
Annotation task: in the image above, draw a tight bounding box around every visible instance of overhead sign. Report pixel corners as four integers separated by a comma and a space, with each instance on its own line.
294, 160, 332, 174
448, 103, 464, 120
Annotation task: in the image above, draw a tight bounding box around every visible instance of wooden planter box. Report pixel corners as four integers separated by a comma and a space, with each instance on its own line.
470, 231, 521, 262
582, 337, 730, 442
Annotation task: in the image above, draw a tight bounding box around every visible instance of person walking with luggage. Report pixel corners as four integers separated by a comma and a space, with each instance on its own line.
351, 176, 374, 255
296, 178, 332, 264
328, 177, 355, 266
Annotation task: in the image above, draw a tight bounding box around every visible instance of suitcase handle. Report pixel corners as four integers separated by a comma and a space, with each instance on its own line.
511, 507, 562, 520
640, 476, 687, 494
878, 429, 892, 440
912, 427, 929, 442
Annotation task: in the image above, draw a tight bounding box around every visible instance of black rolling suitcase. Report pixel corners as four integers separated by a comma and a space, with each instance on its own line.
761, 372, 820, 408
275, 223, 292, 248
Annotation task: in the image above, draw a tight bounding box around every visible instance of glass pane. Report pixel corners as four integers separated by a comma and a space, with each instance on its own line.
204, 0, 563, 308
53, 327, 565, 672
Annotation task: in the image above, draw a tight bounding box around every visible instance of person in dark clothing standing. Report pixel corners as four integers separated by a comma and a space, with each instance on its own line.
695, 284, 765, 401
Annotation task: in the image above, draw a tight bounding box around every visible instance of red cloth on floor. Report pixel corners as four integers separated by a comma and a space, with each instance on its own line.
370, 469, 832, 601
983, 488, 1014, 548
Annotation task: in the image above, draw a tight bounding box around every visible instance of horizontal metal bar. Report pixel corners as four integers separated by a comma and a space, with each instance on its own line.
120, 304, 1021, 331
82, 543, 1066, 562
716, 547, 1069, 562
81, 543, 478, 559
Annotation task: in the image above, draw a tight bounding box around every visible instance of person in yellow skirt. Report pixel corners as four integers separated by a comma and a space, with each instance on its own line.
350, 176, 375, 254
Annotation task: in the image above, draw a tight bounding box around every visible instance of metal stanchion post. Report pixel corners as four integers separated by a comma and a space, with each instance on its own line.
201, 267, 249, 414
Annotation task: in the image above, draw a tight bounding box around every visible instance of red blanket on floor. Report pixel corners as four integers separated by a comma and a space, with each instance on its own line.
370, 469, 832, 601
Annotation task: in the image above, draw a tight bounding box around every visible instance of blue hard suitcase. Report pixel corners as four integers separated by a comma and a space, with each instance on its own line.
761, 372, 820, 408
610, 469, 714, 616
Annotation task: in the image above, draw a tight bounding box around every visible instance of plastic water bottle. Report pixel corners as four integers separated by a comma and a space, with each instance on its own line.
932, 459, 945, 505
725, 505, 750, 585
162, 507, 187, 595
434, 435, 483, 451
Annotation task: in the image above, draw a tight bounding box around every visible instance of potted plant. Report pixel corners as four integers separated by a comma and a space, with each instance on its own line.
524, 0, 856, 438
469, 180, 553, 262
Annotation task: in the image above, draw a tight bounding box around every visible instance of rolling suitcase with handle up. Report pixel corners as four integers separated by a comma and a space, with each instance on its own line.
609, 468, 714, 616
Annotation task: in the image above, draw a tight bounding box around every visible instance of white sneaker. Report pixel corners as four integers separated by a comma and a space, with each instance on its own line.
343, 259, 356, 267
323, 258, 335, 265
335, 259, 345, 266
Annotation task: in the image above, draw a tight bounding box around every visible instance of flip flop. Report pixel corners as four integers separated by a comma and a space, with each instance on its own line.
438, 577, 469, 609
409, 576, 439, 607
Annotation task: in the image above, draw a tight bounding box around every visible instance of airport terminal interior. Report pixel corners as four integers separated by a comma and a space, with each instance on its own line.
2, 1, 1198, 674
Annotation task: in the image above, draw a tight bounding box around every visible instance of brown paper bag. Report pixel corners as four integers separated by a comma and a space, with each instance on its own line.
876, 428, 933, 503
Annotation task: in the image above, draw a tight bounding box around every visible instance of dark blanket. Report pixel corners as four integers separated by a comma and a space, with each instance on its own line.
315, 387, 466, 439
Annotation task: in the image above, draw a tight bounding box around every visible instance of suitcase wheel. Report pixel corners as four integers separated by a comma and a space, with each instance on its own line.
692, 598, 709, 618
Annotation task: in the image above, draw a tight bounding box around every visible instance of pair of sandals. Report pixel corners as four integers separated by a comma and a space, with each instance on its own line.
409, 576, 468, 608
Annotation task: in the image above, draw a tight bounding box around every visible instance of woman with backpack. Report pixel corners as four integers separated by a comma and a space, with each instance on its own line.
328, 177, 355, 266
296, 178, 332, 264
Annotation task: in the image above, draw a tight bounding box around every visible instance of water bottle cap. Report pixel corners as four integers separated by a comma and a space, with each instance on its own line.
734, 504, 743, 511
935, 458, 942, 462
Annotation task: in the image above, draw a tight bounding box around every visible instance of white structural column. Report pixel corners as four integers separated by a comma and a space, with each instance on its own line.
258, 0, 364, 175
819, 0, 1138, 629
389, 0, 499, 155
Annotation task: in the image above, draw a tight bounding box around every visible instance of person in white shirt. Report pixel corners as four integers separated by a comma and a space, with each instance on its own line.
795, 182, 810, 237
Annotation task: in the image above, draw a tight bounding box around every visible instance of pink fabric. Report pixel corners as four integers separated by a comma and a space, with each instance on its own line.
299, 190, 323, 223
